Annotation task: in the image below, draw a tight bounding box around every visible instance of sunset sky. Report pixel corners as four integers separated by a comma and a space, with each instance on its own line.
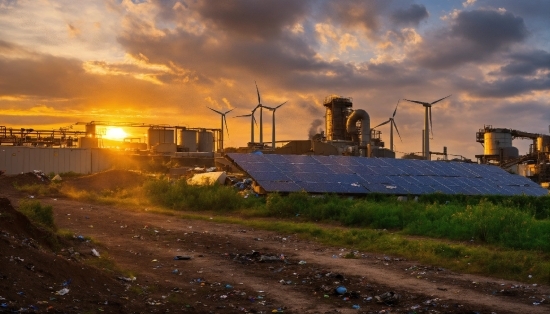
1, 0, 549, 159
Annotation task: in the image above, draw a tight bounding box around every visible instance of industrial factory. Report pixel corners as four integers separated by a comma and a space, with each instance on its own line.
1, 94, 549, 191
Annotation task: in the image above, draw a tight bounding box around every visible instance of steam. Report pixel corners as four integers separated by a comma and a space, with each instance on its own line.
308, 119, 324, 139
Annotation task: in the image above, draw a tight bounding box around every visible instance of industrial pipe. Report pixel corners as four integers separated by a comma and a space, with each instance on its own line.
346, 109, 370, 157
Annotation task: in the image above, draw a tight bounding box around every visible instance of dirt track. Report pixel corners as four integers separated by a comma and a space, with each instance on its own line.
1, 171, 550, 313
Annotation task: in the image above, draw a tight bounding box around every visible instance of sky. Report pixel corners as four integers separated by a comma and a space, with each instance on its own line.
1, 0, 550, 159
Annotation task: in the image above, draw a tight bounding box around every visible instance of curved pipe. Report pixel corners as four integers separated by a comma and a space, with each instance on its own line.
346, 109, 370, 156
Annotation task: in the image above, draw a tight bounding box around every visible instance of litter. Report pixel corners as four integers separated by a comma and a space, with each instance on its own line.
174, 255, 193, 260
335, 286, 347, 295
375, 291, 400, 305
91, 249, 100, 257
55, 288, 69, 296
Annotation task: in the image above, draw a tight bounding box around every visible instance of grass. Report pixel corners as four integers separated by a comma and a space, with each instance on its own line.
16, 176, 550, 284
18, 199, 57, 231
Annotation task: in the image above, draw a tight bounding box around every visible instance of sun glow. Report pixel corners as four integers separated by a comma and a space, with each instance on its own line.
104, 127, 128, 141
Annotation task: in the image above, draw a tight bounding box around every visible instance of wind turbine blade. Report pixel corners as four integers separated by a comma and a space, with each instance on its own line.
372, 119, 391, 129
224, 108, 235, 115
255, 81, 261, 105
429, 106, 433, 138
403, 99, 429, 106
430, 95, 451, 105
392, 100, 399, 118
223, 115, 229, 138
235, 114, 252, 118
276, 101, 287, 109
252, 115, 258, 126
392, 119, 402, 142
207, 106, 223, 115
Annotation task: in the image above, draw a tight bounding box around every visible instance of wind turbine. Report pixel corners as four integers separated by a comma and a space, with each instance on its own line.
235, 106, 258, 145
207, 107, 233, 152
371, 100, 401, 152
254, 81, 265, 146
403, 95, 451, 160
263, 101, 287, 149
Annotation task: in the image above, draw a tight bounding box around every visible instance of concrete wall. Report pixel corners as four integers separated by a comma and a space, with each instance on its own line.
0, 146, 113, 175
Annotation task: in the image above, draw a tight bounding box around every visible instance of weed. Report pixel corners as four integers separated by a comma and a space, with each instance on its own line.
18, 199, 56, 231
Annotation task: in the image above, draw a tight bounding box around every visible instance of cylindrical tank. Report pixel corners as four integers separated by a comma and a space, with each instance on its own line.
85, 124, 96, 138
79, 137, 98, 148
501, 146, 519, 159
537, 136, 550, 153
147, 128, 174, 150
484, 129, 512, 155
177, 130, 198, 152
197, 130, 214, 152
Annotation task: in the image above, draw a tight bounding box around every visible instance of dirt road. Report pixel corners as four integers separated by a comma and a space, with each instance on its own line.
37, 196, 549, 314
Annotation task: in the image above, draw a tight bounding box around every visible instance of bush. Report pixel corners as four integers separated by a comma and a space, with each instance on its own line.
143, 178, 258, 212
18, 200, 56, 230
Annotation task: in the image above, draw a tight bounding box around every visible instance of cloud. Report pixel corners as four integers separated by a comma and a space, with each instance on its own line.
462, 0, 476, 8
414, 9, 528, 69
498, 49, 550, 76
451, 10, 527, 49
390, 4, 429, 27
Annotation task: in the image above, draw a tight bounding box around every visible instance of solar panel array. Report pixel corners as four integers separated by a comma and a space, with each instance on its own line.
226, 153, 548, 196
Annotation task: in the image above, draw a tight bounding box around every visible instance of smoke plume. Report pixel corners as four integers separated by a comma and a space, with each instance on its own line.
308, 119, 324, 139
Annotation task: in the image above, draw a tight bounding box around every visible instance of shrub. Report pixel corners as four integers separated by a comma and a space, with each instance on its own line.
18, 200, 56, 231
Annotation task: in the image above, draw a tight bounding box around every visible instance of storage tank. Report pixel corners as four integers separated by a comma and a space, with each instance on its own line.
197, 130, 214, 152
537, 135, 550, 153
501, 146, 519, 159
177, 129, 198, 152
79, 137, 98, 148
85, 124, 96, 138
484, 128, 513, 155
147, 128, 174, 150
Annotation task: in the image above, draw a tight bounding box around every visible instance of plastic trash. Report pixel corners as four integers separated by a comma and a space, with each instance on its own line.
91, 249, 100, 257
352, 304, 360, 309
335, 286, 347, 295
375, 291, 400, 305
298, 260, 307, 265
174, 255, 192, 260
56, 288, 69, 295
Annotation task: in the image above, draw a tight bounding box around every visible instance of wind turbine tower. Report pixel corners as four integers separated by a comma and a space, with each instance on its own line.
263, 101, 287, 149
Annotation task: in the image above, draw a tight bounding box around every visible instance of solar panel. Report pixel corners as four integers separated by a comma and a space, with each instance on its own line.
226, 153, 549, 196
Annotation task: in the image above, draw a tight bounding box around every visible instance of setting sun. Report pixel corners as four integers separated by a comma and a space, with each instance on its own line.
104, 127, 128, 141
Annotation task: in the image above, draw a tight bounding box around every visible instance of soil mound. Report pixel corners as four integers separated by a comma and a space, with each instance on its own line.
64, 169, 147, 192
0, 198, 54, 249
0, 197, 145, 313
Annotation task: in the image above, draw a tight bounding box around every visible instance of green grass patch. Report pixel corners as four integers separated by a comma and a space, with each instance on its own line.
18, 199, 56, 231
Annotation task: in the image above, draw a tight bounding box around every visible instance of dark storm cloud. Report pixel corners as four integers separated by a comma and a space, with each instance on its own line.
414, 9, 528, 69
462, 76, 550, 98
390, 4, 429, 27
193, 0, 311, 39
476, 0, 550, 21
321, 0, 387, 32
451, 10, 528, 50
498, 50, 550, 76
